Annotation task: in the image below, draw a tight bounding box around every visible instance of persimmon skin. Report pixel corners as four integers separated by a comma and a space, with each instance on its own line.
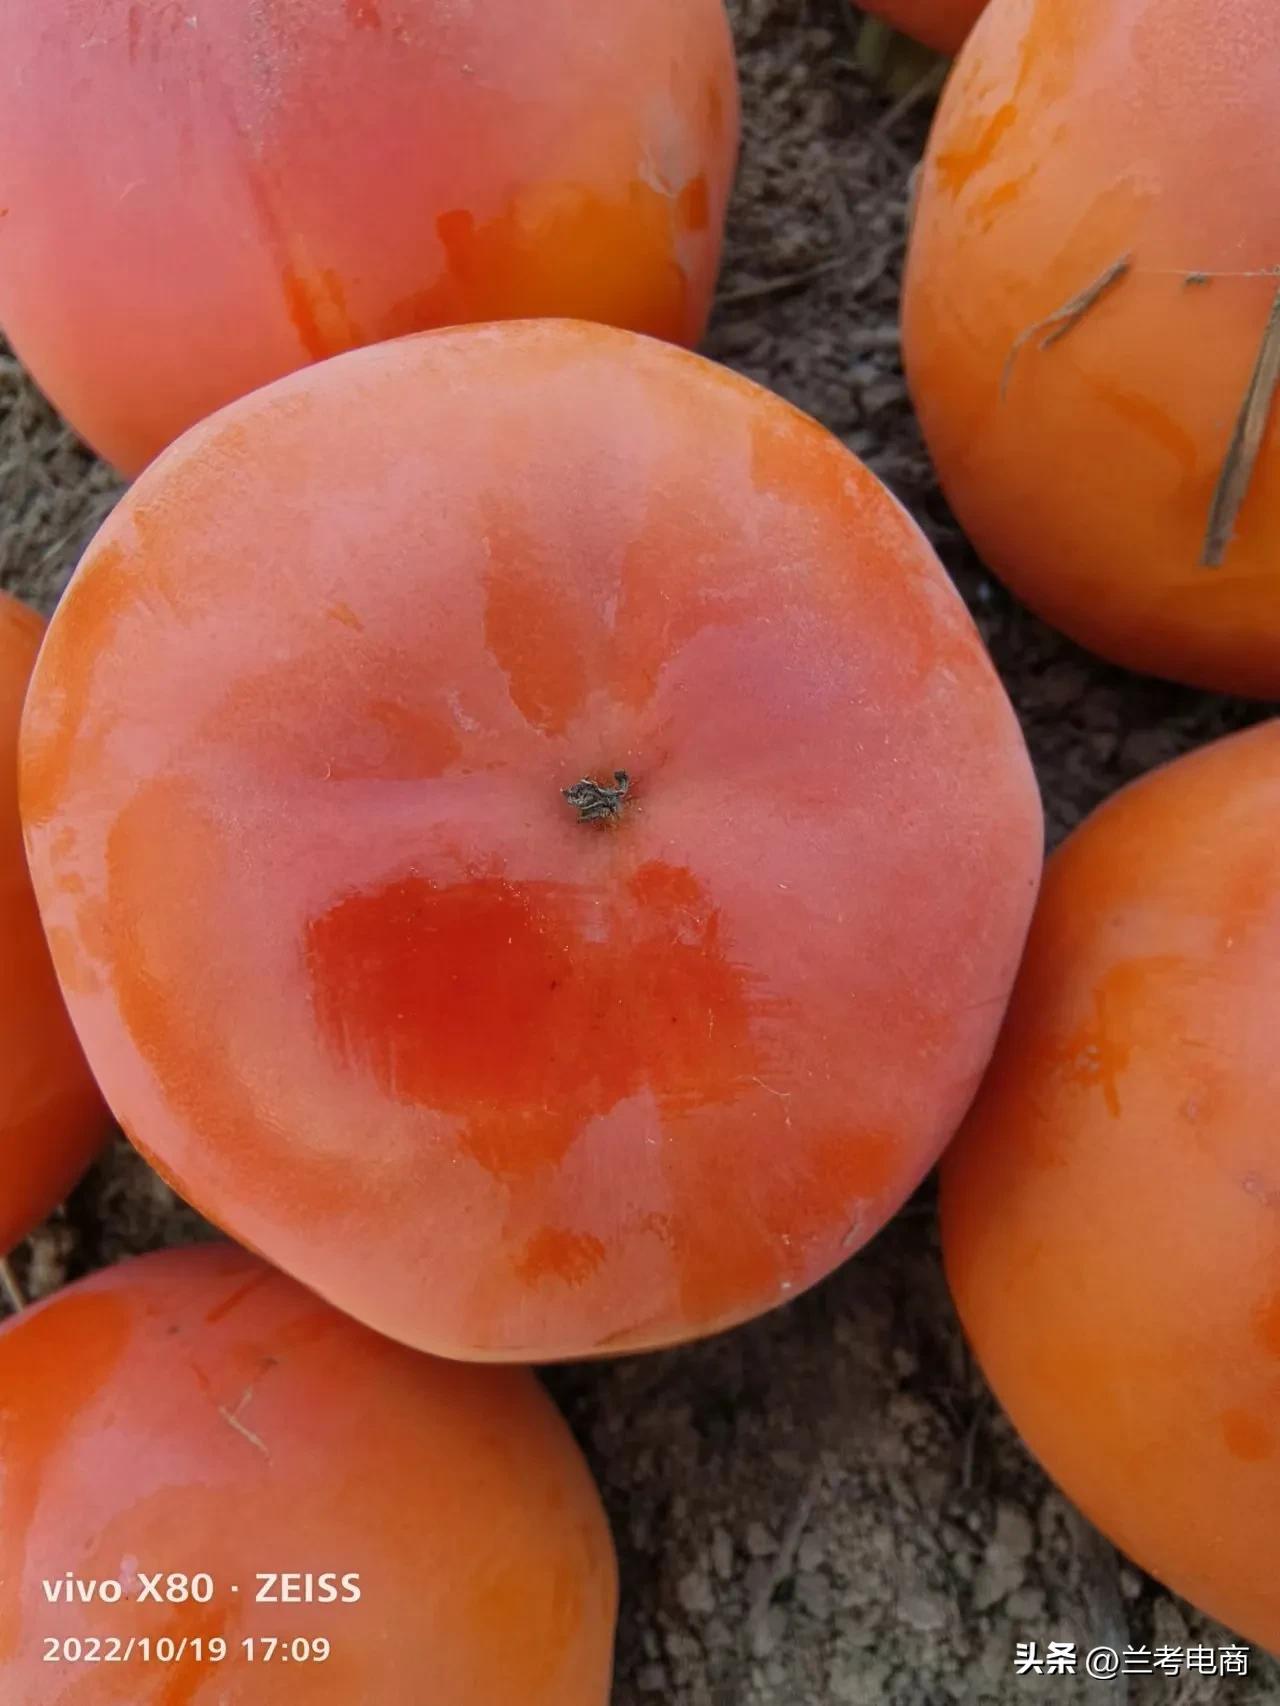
943, 722, 1280, 1652
0, 1244, 617, 1703
0, 0, 737, 477
903, 0, 1280, 696
0, 594, 105, 1254
21, 319, 1042, 1362
858, 0, 986, 57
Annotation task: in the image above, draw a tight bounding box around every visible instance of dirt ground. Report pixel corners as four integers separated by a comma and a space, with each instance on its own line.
2, 1, 1277, 1702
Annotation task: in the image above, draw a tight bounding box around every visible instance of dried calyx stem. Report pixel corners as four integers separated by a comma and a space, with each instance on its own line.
1201, 282, 1280, 567
563, 771, 630, 824
1000, 254, 1133, 399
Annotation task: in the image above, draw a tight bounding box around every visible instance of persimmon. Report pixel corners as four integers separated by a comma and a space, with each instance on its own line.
943, 722, 1280, 1651
857, 0, 987, 57
903, 0, 1280, 696
21, 319, 1043, 1363
0, 0, 738, 477
0, 1243, 617, 1701
0, 593, 105, 1255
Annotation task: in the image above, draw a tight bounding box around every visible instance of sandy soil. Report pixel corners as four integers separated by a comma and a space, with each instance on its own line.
1, 1, 1277, 1701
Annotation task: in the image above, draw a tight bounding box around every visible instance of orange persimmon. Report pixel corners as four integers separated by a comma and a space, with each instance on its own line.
943, 722, 1280, 1651
903, 0, 1280, 695
0, 1243, 618, 1701
21, 319, 1043, 1363
0, 593, 105, 1255
858, 0, 987, 57
0, 0, 738, 476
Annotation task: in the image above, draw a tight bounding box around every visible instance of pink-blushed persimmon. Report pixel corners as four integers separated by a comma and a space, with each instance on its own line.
0, 592, 105, 1254
0, 1243, 618, 1701
944, 723, 1280, 1652
0, 0, 738, 475
21, 319, 1043, 1362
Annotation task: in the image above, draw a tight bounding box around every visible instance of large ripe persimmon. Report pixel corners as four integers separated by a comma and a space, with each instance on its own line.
903, 0, 1280, 696
857, 0, 987, 57
0, 1243, 617, 1702
943, 722, 1280, 1651
0, 0, 737, 477
21, 319, 1043, 1362
0, 593, 105, 1255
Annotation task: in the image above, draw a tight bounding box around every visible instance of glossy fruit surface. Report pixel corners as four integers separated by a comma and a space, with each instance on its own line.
943, 722, 1280, 1651
0, 592, 105, 1253
22, 319, 1043, 1361
0, 0, 737, 475
859, 0, 987, 56
0, 1243, 617, 1702
903, 0, 1280, 695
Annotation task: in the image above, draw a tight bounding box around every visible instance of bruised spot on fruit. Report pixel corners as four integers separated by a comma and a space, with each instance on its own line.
152, 1605, 230, 1706
1006, 0, 1093, 108
973, 170, 1035, 229
763, 1128, 903, 1250
1081, 376, 1198, 480
381, 182, 689, 343
516, 1228, 608, 1288
304, 865, 759, 1178
704, 77, 728, 139
610, 507, 752, 711
629, 860, 703, 911
209, 659, 462, 783
1045, 957, 1186, 1120
1252, 1290, 1280, 1359
363, 698, 463, 780
660, 1124, 790, 1330
346, 0, 382, 27
326, 601, 364, 632
1220, 1407, 1273, 1463
435, 207, 477, 266
280, 266, 362, 362
677, 173, 711, 233
203, 1266, 277, 1327
483, 529, 590, 736
934, 101, 1019, 196
0, 1292, 131, 1654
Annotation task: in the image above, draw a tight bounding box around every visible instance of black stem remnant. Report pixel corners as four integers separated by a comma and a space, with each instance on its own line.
1000, 254, 1133, 400
1201, 281, 1280, 567
563, 771, 630, 824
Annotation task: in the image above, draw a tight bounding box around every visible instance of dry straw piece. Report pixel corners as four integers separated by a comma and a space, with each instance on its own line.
1201, 281, 1280, 567
999, 254, 1133, 400
999, 253, 1280, 572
